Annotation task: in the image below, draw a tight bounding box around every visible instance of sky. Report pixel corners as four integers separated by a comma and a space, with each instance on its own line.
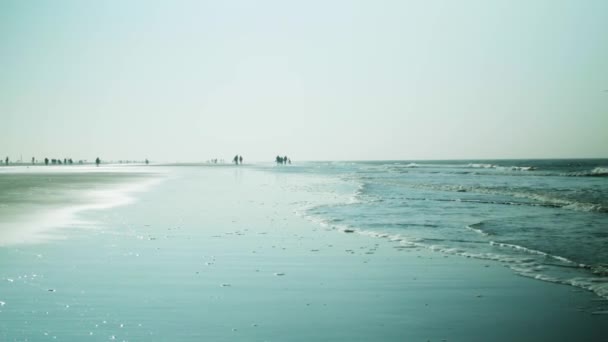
1, 0, 607, 162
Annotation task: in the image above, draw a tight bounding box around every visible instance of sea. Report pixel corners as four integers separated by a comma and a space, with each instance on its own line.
265, 159, 608, 299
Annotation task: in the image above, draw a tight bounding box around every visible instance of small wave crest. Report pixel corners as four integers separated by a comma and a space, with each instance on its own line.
467, 163, 497, 169
565, 167, 608, 177
467, 164, 536, 172
505, 166, 536, 171
465, 223, 490, 236
488, 241, 579, 265
410, 184, 607, 213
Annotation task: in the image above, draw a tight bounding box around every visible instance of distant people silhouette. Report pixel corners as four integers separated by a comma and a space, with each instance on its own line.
233, 155, 239, 165
95, 157, 101, 167
275, 156, 292, 165
239, 155, 243, 164
274, 155, 291, 165
44, 158, 49, 166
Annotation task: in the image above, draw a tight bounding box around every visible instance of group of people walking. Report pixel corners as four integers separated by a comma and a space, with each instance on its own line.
276, 155, 291, 165
232, 155, 291, 165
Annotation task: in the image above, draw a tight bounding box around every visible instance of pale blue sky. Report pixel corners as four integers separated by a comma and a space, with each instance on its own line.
1, 0, 607, 162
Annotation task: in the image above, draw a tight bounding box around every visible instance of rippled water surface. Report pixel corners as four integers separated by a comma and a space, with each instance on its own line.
268, 159, 608, 299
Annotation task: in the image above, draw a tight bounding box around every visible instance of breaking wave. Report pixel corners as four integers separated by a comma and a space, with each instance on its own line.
565, 167, 608, 177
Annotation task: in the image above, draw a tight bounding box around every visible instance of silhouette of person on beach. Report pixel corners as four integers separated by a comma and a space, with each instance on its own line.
5, 157, 8, 165
239, 155, 243, 165
44, 158, 49, 166
233, 155, 239, 165
95, 157, 101, 167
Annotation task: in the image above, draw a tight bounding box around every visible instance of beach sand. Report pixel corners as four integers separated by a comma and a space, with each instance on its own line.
0, 166, 606, 341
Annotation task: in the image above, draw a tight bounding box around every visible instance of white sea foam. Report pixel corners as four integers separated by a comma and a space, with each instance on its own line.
467, 163, 496, 169
465, 224, 490, 236
506, 166, 535, 171
489, 241, 579, 265
592, 167, 608, 175
348, 183, 366, 204
564, 167, 608, 177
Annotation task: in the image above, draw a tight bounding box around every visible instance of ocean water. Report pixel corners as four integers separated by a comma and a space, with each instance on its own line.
267, 159, 608, 299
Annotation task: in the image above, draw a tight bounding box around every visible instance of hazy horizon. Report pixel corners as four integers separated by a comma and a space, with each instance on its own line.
2, 156, 608, 165
2, 0, 607, 162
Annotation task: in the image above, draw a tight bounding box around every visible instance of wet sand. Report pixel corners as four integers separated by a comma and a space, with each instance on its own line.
0, 166, 606, 341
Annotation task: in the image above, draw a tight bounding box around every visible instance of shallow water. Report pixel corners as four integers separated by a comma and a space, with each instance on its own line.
0, 165, 606, 341
264, 159, 608, 299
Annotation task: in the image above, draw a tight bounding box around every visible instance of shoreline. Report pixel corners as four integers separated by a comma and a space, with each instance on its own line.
0, 166, 606, 340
